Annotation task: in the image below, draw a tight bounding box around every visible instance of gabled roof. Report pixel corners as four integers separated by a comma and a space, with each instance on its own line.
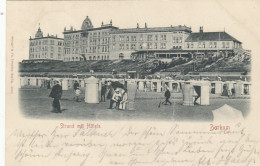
185, 32, 241, 43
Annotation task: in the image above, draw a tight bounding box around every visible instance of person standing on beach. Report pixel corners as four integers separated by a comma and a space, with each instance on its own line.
49, 81, 63, 113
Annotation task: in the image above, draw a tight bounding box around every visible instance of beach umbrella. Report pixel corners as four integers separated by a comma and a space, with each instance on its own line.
111, 81, 126, 90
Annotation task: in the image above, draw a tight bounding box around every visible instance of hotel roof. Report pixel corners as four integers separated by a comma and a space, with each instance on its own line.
185, 32, 241, 43
63, 25, 119, 34
110, 26, 192, 34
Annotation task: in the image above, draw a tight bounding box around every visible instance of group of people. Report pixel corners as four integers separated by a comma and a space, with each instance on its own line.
48, 80, 129, 113
101, 83, 128, 110
108, 88, 128, 110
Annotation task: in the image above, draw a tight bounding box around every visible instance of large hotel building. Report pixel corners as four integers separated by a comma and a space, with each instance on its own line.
29, 16, 243, 61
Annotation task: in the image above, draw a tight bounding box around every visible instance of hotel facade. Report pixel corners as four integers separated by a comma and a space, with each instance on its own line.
29, 27, 64, 60
29, 16, 244, 61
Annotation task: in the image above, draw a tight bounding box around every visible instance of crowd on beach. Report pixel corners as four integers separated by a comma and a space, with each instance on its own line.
48, 80, 129, 113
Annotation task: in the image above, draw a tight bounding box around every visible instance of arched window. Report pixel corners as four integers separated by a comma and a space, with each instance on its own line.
119, 53, 124, 60
89, 56, 92, 60
93, 56, 96, 60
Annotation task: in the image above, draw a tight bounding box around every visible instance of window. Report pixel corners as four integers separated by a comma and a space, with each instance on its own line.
131, 44, 136, 50
187, 43, 190, 48
147, 35, 152, 41
209, 42, 212, 48
119, 44, 124, 50
119, 36, 124, 42
131, 36, 136, 41
50, 40, 54, 45
58, 54, 61, 59
179, 37, 182, 43
222, 42, 225, 48
148, 43, 152, 49
155, 35, 158, 41
126, 36, 129, 42
139, 35, 143, 41
214, 42, 217, 48
50, 53, 53, 58
139, 44, 143, 49
202, 42, 205, 48
154, 43, 157, 49
198, 42, 201, 48
161, 35, 166, 40
160, 43, 166, 49
226, 42, 230, 48
126, 44, 129, 50
51, 47, 54, 52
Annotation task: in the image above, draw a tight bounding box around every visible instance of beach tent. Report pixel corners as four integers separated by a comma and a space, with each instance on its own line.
212, 104, 244, 122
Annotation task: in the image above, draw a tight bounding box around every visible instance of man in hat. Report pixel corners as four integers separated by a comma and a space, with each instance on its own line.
49, 80, 63, 113
101, 83, 108, 102
74, 81, 80, 91
162, 87, 172, 105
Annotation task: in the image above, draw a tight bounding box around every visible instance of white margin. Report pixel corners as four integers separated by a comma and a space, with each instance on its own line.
0, 0, 6, 165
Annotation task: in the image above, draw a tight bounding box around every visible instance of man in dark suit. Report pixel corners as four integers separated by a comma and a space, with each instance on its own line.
101, 84, 107, 102
74, 81, 80, 91
49, 81, 63, 113
162, 88, 172, 105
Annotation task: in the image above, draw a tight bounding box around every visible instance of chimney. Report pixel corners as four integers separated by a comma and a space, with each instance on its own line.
145, 22, 147, 28
101, 21, 104, 26
137, 23, 139, 28
110, 20, 112, 25
199, 26, 203, 33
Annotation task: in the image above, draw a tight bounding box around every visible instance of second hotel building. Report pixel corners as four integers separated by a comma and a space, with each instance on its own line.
63, 16, 192, 61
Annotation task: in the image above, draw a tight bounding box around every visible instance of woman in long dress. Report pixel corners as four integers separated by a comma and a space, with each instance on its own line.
119, 89, 128, 110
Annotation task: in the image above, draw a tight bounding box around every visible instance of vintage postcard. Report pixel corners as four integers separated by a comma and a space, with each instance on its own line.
5, 0, 260, 165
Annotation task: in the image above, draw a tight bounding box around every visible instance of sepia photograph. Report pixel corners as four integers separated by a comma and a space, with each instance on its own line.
5, 1, 260, 166
17, 1, 251, 121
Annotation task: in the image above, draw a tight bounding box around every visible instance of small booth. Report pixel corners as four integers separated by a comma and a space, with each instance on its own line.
172, 81, 181, 92
30, 77, 37, 86
62, 78, 69, 90
234, 82, 243, 97
138, 80, 144, 91
182, 83, 195, 106
127, 79, 137, 110
222, 81, 235, 96
84, 76, 99, 103
211, 81, 223, 95
151, 80, 157, 92
192, 81, 210, 105
145, 80, 151, 92
20, 77, 27, 87
243, 82, 251, 95
79, 79, 85, 88
182, 81, 210, 106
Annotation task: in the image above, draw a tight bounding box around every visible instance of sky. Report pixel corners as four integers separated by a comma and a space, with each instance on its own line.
6, 0, 260, 62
